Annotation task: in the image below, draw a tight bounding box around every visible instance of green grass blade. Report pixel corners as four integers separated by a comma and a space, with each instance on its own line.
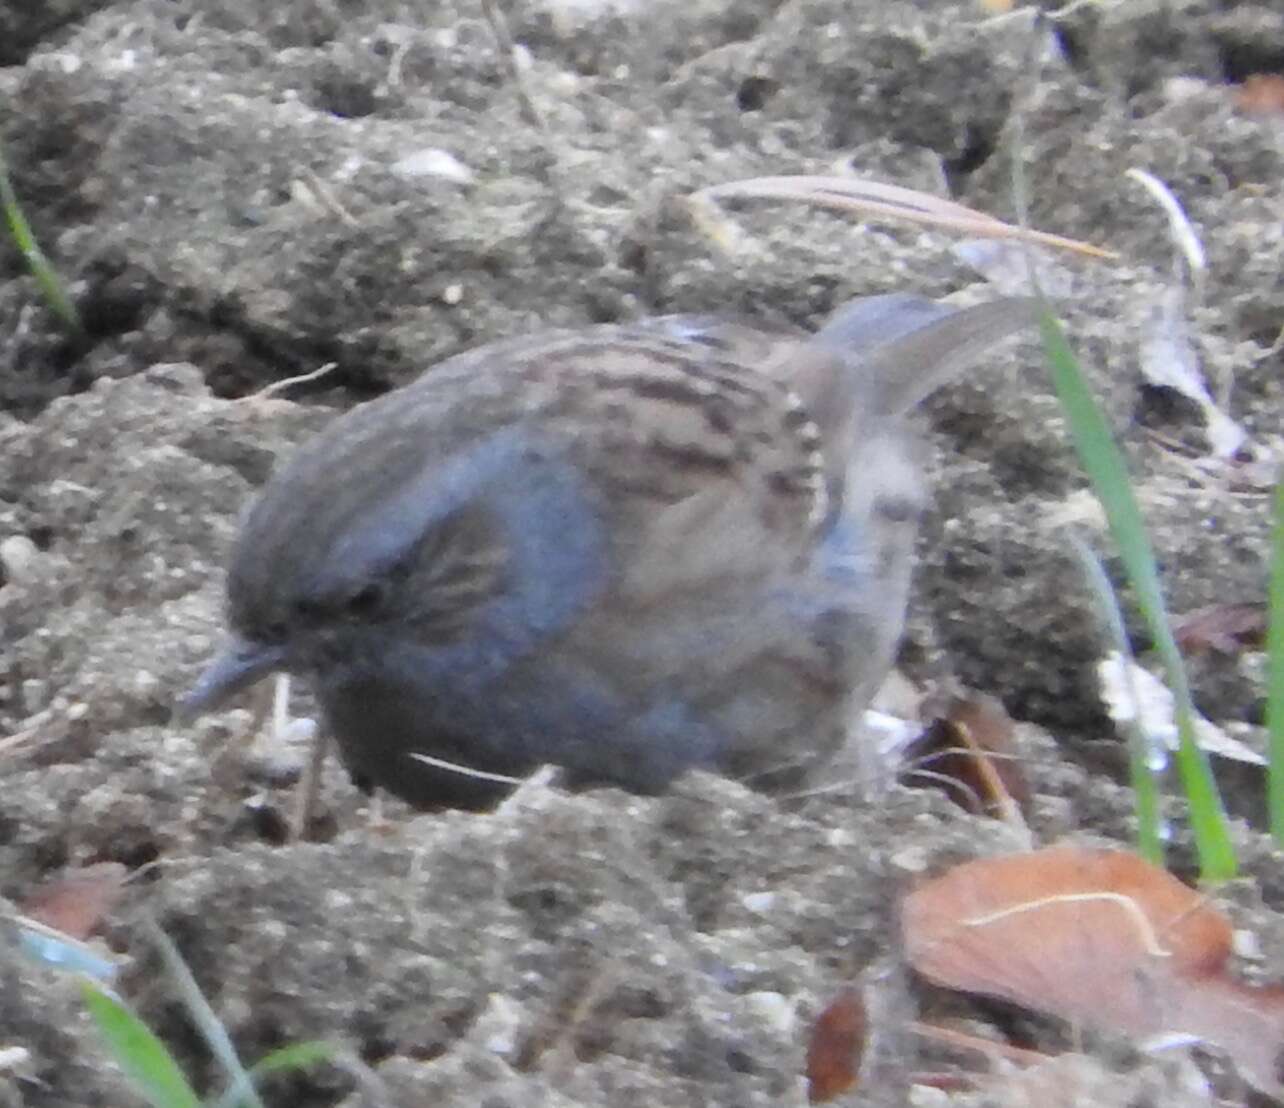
0, 139, 82, 332
143, 918, 264, 1108
1268, 475, 1284, 842
212, 1041, 337, 1108
80, 980, 201, 1108
1069, 535, 1165, 864
248, 1040, 335, 1078
1037, 307, 1236, 879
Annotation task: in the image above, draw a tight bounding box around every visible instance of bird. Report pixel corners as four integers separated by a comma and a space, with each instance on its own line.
181, 294, 1034, 810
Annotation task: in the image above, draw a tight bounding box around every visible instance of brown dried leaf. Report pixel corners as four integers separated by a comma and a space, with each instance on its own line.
19, 862, 127, 940
807, 986, 867, 1103
909, 694, 1031, 825
902, 846, 1284, 1098
1236, 75, 1284, 117
1172, 603, 1268, 655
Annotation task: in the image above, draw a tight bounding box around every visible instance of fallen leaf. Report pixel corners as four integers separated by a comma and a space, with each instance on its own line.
8, 862, 129, 984
907, 694, 1032, 826
1173, 603, 1268, 655
20, 862, 127, 939
1136, 283, 1246, 459
807, 986, 867, 1103
902, 845, 1284, 1098
1236, 74, 1284, 116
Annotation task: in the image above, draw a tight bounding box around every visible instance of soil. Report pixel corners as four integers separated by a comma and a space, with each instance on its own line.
1, 0, 1282, 1105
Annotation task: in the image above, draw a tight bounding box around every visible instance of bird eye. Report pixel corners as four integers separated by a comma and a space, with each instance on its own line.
345, 582, 384, 617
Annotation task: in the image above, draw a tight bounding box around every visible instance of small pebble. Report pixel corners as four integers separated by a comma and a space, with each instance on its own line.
21, 678, 48, 715
741, 991, 794, 1036
476, 993, 524, 1058
1232, 927, 1263, 961
889, 846, 929, 874
0, 535, 41, 583
390, 148, 474, 184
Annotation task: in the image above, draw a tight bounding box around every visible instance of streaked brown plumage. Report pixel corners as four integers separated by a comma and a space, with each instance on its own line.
183, 295, 1033, 808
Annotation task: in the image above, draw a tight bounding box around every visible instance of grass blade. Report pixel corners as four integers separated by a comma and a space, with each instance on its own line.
211, 1041, 337, 1108
143, 917, 264, 1108
1037, 307, 1236, 879
0, 139, 81, 332
80, 980, 201, 1108
1069, 536, 1165, 864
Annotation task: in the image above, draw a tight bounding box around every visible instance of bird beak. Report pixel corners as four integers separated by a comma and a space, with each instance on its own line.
176, 636, 287, 721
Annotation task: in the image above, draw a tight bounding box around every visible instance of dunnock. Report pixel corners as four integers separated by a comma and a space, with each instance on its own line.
182, 295, 1033, 808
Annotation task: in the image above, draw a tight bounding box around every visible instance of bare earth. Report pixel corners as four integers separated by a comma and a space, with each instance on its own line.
1, 1, 1282, 1104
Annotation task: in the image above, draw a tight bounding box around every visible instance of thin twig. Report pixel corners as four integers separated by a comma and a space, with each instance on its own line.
238, 362, 339, 403
479, 0, 548, 135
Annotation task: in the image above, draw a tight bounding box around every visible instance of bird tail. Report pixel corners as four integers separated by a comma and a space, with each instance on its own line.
794, 294, 1040, 439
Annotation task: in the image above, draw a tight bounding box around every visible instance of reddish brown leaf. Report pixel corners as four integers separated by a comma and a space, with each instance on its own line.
20, 862, 127, 940
1172, 603, 1267, 655
807, 986, 867, 1103
1236, 74, 1284, 116
907, 1072, 977, 1092
907, 694, 1031, 823
902, 846, 1284, 1098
